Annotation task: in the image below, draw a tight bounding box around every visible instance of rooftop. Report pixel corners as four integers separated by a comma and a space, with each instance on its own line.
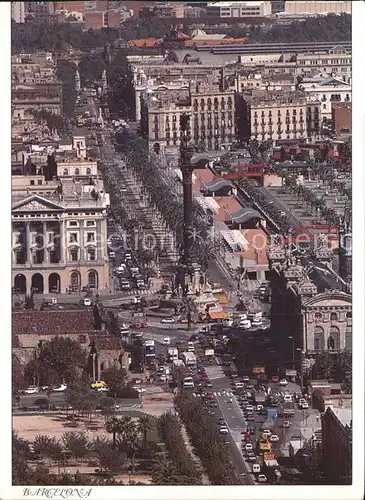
328, 407, 352, 428
13, 310, 97, 335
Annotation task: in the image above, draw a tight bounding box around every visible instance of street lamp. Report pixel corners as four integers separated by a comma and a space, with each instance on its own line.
288, 336, 295, 371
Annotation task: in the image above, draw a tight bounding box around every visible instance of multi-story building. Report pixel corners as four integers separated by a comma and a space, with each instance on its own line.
12, 175, 110, 295
12, 83, 63, 118
206, 1, 272, 17
296, 47, 351, 83
284, 1, 351, 15
32, 1, 50, 24
321, 407, 352, 484
11, 2, 25, 23
300, 76, 351, 121
140, 79, 236, 152
153, 3, 185, 18
240, 91, 310, 142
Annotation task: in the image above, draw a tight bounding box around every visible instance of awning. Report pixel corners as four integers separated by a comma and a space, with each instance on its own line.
209, 311, 231, 320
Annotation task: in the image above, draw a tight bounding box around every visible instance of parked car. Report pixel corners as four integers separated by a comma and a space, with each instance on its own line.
245, 443, 253, 451
24, 386, 39, 395
209, 400, 218, 408
161, 317, 175, 324
257, 474, 267, 483
53, 384, 67, 392
219, 426, 229, 435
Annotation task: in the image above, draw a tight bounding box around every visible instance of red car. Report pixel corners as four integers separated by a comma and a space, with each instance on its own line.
271, 375, 279, 383
207, 392, 214, 399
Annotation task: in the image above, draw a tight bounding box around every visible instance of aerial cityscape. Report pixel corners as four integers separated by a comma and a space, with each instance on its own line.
11, 0, 353, 489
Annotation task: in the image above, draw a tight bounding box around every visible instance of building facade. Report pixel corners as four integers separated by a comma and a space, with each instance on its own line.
206, 1, 272, 17
140, 81, 236, 151
11, 2, 26, 23
284, 1, 351, 15
331, 102, 351, 135
321, 407, 352, 484
12, 180, 110, 295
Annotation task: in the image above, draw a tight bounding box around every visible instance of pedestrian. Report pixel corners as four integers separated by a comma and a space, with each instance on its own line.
316, 415, 319, 422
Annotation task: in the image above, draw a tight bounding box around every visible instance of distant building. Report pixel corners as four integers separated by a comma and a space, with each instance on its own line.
285, 1, 351, 15
271, 0, 285, 14
321, 407, 352, 484
206, 1, 272, 18
11, 2, 25, 23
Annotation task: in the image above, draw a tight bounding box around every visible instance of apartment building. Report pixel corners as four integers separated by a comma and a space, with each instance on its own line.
296, 47, 351, 83
240, 91, 310, 142
300, 76, 351, 121
140, 81, 236, 152
206, 1, 272, 17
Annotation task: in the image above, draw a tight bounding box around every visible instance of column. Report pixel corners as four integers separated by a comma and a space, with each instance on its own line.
79, 221, 84, 264
43, 222, 49, 263
25, 221, 32, 264
59, 220, 65, 263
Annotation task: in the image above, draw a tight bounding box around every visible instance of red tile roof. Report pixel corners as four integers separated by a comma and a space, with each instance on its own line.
13, 310, 96, 335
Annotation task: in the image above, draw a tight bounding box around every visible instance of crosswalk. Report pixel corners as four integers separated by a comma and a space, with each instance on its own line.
193, 391, 234, 398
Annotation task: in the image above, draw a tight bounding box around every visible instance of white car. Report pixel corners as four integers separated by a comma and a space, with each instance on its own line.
252, 319, 263, 327
279, 379, 288, 386
284, 394, 293, 402
239, 320, 251, 329
53, 384, 67, 392
162, 337, 171, 345
97, 386, 110, 393
242, 376, 250, 382
161, 317, 175, 324
83, 298, 91, 306
219, 427, 229, 435
300, 401, 309, 409
245, 443, 253, 451
24, 386, 39, 395
270, 434, 279, 443
133, 386, 146, 393
257, 474, 267, 483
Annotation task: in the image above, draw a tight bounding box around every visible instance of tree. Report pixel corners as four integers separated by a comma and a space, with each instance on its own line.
137, 414, 153, 449
152, 459, 195, 485
12, 432, 31, 485
102, 367, 127, 397
12, 358, 27, 394
31, 337, 87, 386
32, 435, 63, 465
95, 442, 126, 473
105, 417, 122, 450
61, 432, 89, 462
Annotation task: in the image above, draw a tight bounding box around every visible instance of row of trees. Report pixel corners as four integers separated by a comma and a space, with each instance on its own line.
156, 412, 202, 484
174, 392, 240, 484
312, 351, 352, 393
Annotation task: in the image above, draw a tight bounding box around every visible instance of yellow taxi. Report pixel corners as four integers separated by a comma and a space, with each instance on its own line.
91, 380, 106, 389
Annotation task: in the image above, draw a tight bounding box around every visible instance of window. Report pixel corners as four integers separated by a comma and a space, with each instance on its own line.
87, 248, 95, 261
30, 180, 35, 186
88, 270, 97, 288
328, 326, 340, 350
63, 168, 69, 175
346, 311, 352, 319
86, 220, 95, 227
69, 221, 78, 227
86, 168, 91, 175
69, 232, 78, 243
38, 180, 42, 185
315, 312, 322, 319
75, 168, 80, 176
330, 312, 338, 321
70, 248, 78, 261
345, 327, 352, 350
313, 327, 324, 350
79, 335, 86, 344
86, 232, 95, 242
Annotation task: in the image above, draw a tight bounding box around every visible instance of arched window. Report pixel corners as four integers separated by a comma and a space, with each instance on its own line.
345, 327, 352, 350
70, 271, 80, 290
86, 167, 91, 175
346, 311, 352, 319
75, 168, 80, 176
330, 312, 338, 321
313, 326, 324, 351
88, 270, 98, 288
315, 312, 322, 319
328, 326, 340, 350
63, 168, 69, 175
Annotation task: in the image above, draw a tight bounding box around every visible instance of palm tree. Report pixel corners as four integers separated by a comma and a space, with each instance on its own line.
152, 459, 189, 485
137, 414, 153, 448
124, 431, 141, 474
181, 296, 197, 330
105, 417, 122, 450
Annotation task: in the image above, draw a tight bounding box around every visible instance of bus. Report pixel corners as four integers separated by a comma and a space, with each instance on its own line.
144, 340, 156, 360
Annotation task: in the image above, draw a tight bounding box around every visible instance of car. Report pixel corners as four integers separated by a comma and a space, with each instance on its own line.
24, 386, 39, 395
83, 298, 91, 306
219, 427, 229, 435
246, 414, 255, 421
205, 381, 213, 388
245, 443, 253, 451
239, 320, 251, 329
234, 382, 245, 389
257, 474, 267, 483
217, 418, 226, 426
300, 401, 309, 409
284, 394, 293, 402
53, 384, 67, 392
242, 376, 250, 382
270, 434, 279, 443
209, 400, 218, 408
252, 319, 262, 327
279, 378, 288, 386
91, 380, 106, 389
271, 375, 279, 383
207, 392, 214, 399
161, 317, 175, 324
162, 337, 171, 345
97, 386, 110, 393
281, 421, 291, 428
246, 453, 256, 462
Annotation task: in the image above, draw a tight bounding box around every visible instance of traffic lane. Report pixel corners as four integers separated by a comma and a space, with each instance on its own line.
206, 401, 251, 484
18, 392, 66, 406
